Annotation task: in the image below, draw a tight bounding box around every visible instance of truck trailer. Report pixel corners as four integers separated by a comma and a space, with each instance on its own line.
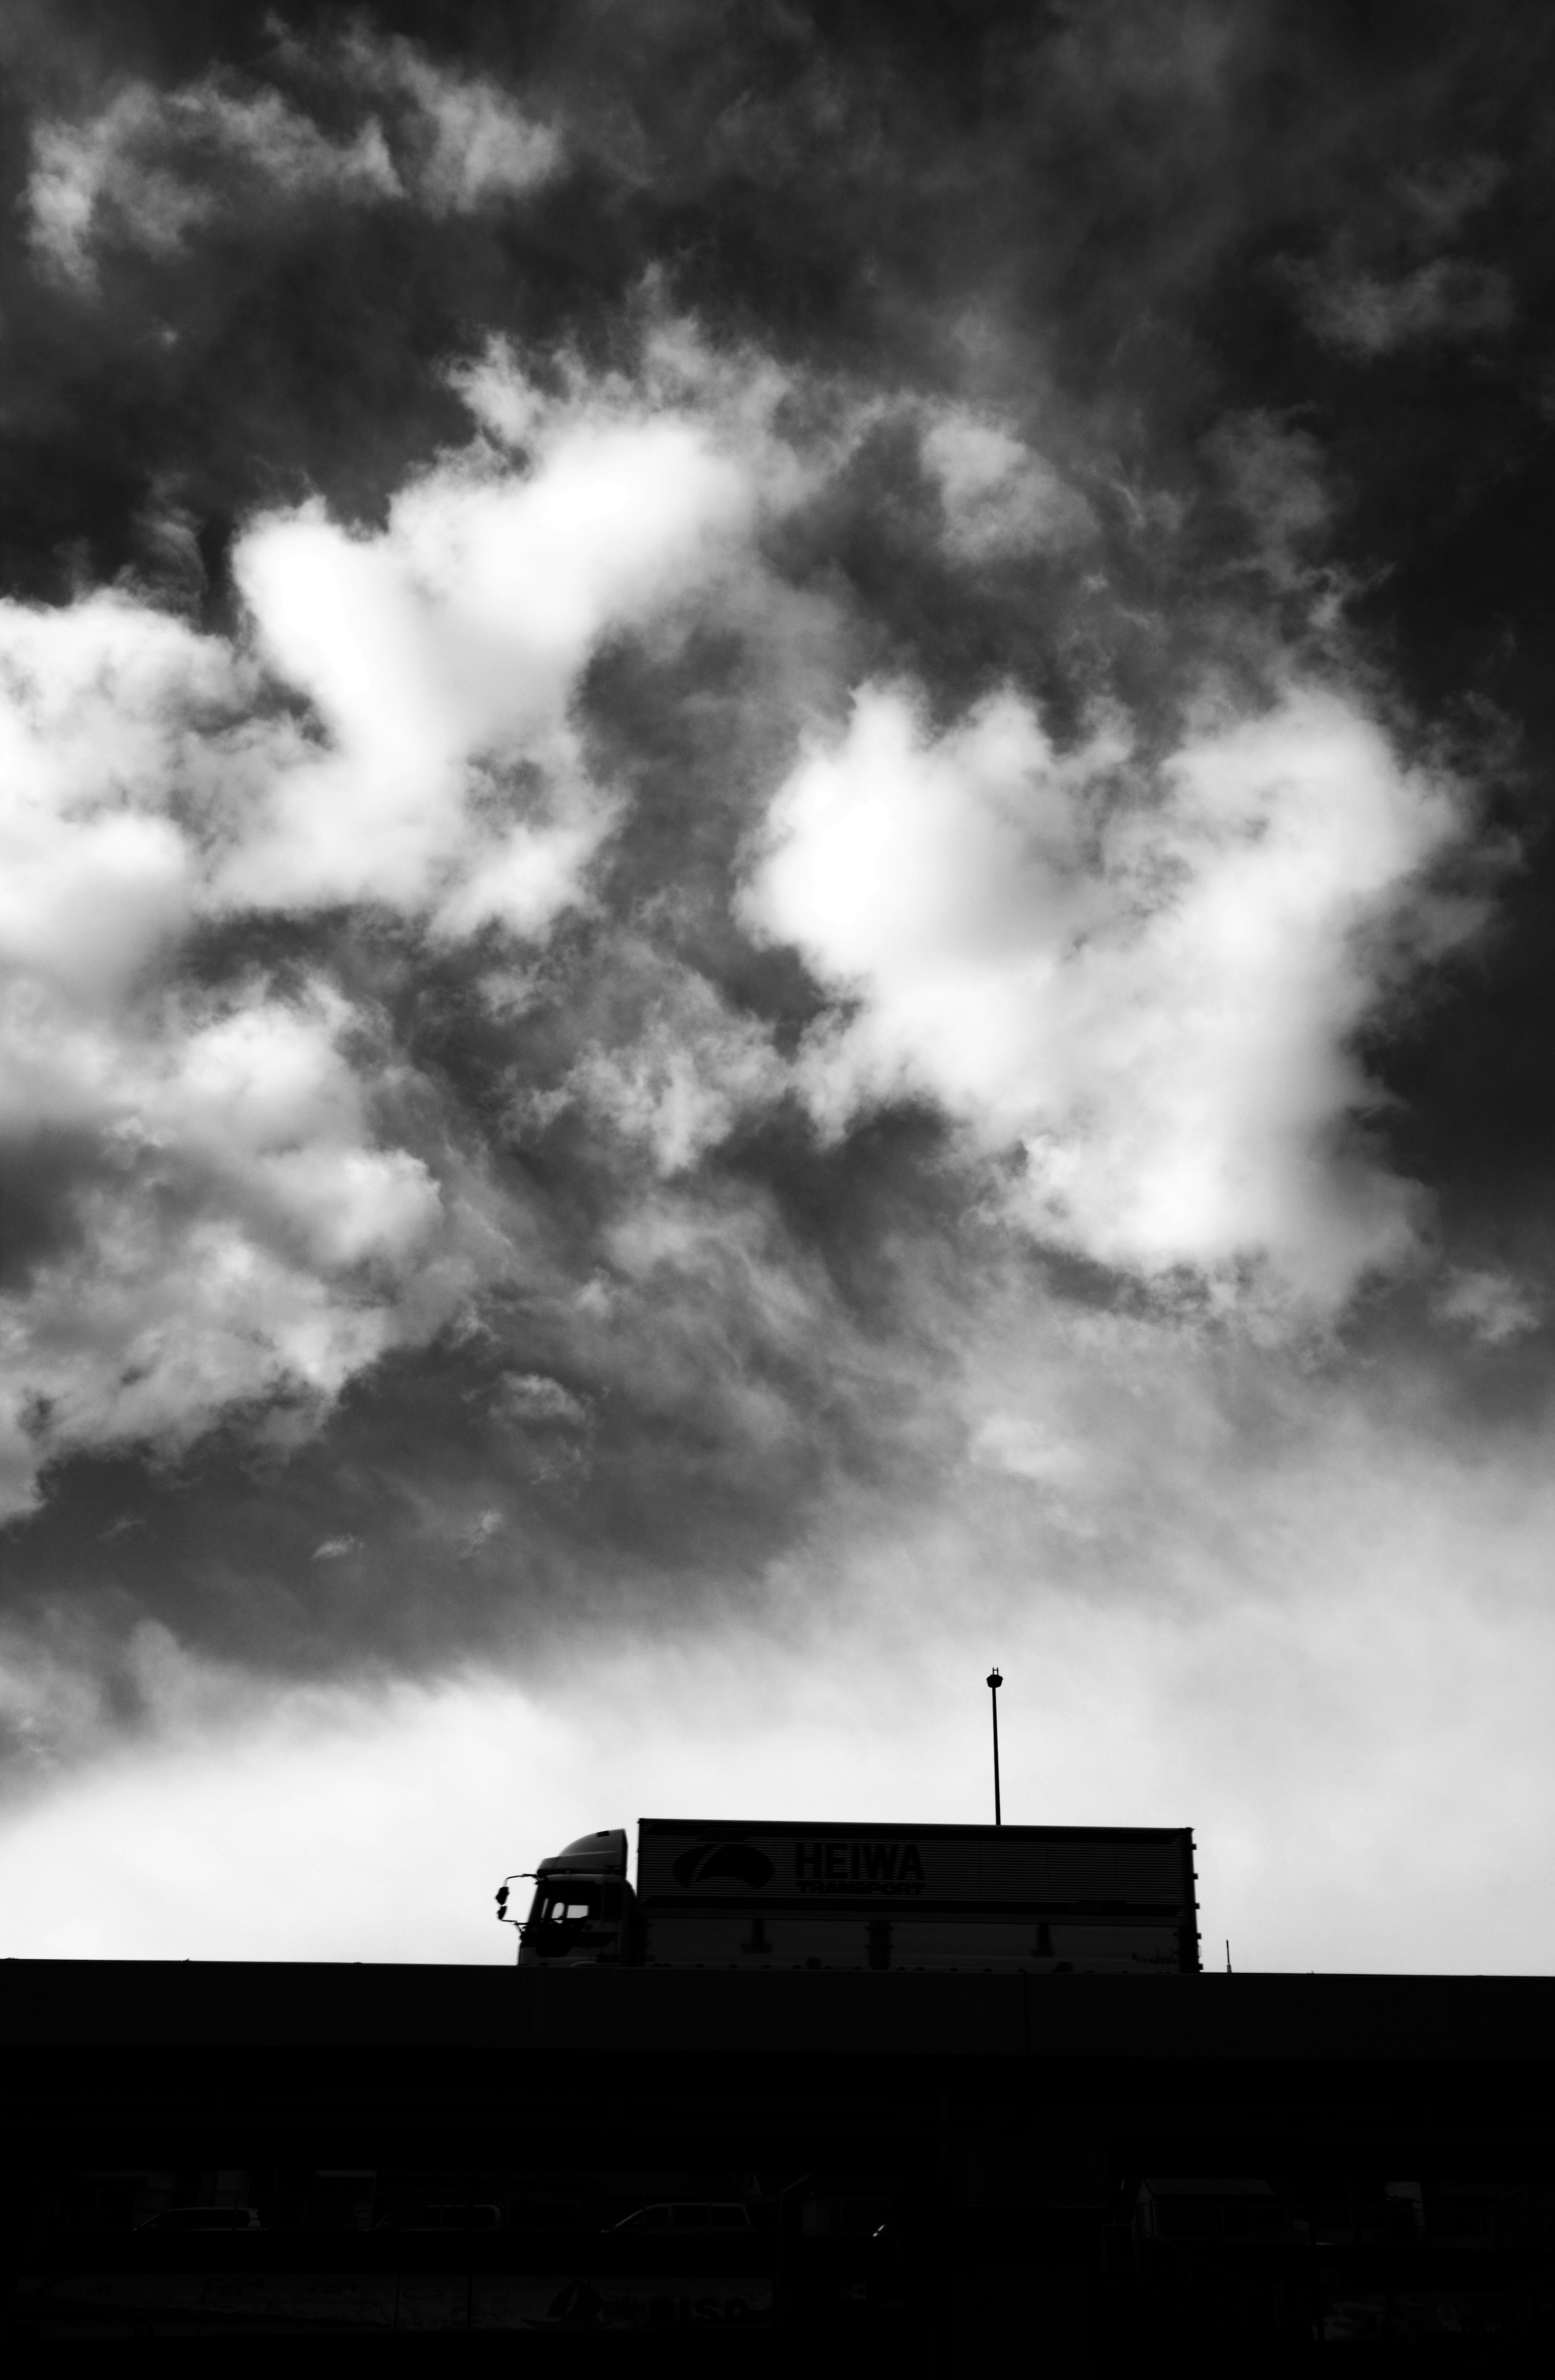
510, 1819, 1199, 1975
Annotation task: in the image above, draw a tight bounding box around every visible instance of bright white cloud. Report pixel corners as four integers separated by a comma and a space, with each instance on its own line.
0, 592, 236, 1004
743, 678, 1471, 1306
0, 332, 805, 973
0, 333, 831, 1512
0, 585, 459, 1514
226, 372, 759, 922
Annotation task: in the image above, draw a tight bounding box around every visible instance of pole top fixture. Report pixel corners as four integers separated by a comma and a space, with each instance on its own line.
986, 1666, 1002, 1691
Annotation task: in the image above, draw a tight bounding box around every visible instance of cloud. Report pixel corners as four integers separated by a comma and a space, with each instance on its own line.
0, 578, 469, 1514
5, 1368, 1555, 1977
1395, 155, 1505, 238
0, 593, 225, 1005
26, 36, 559, 289
543, 948, 789, 1177
0, 3, 1551, 1989
919, 408, 1094, 561
1433, 1267, 1540, 1345
1293, 258, 1514, 358
743, 678, 1473, 1308
27, 80, 399, 286
0, 973, 458, 1519
1202, 413, 1334, 594
224, 340, 773, 924
336, 25, 562, 214
968, 1411, 1091, 1497
491, 1373, 590, 1427
0, 326, 831, 1515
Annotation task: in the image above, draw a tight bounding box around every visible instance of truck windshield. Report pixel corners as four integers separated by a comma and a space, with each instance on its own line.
525, 1883, 604, 1944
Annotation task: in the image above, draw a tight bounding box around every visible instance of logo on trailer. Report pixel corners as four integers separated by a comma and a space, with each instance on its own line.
671, 1841, 777, 1890
795, 1840, 927, 1895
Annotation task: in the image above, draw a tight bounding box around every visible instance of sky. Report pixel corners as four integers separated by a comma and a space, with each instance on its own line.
1, 0, 1553, 1973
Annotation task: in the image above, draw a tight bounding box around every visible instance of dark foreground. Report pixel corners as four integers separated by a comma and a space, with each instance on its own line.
3, 1961, 1553, 2368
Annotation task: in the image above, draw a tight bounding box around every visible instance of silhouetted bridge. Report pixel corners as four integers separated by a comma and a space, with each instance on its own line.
4, 1961, 1553, 2365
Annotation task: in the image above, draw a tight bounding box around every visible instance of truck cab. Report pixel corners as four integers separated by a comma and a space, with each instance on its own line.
518, 1829, 637, 1968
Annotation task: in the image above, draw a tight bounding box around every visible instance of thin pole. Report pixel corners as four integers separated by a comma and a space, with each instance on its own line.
986, 1667, 1003, 1826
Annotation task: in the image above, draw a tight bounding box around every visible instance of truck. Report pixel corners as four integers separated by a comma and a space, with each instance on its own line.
509, 1820, 1199, 1975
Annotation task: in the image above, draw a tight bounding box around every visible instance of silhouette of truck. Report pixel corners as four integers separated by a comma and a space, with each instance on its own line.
512, 1820, 1199, 1974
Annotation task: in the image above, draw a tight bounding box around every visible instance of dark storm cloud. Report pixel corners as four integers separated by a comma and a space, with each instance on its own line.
3, 0, 1554, 1775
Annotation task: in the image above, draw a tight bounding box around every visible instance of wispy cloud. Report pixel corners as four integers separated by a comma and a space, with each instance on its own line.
1294, 257, 1513, 358
28, 35, 560, 290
